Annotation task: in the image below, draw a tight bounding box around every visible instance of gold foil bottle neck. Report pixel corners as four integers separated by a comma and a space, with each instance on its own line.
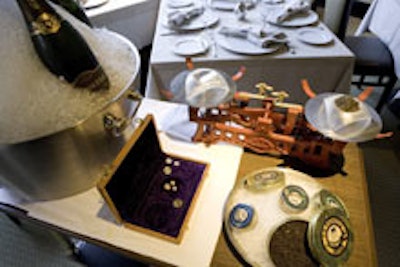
32, 12, 61, 35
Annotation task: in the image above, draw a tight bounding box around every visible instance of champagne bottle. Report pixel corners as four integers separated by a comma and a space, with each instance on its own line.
16, 0, 109, 91
48, 0, 92, 27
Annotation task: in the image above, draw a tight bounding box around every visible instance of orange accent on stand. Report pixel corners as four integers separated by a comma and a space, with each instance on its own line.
159, 88, 174, 100
185, 57, 194, 70
301, 79, 316, 99
357, 86, 374, 102
232, 66, 246, 82
376, 132, 394, 139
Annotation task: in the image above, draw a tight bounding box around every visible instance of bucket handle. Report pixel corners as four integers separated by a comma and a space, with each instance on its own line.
103, 91, 143, 137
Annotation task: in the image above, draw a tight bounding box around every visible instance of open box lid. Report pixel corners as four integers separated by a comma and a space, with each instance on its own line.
97, 115, 208, 243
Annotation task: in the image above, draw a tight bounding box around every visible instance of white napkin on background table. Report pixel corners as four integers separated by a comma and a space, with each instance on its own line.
246, 34, 288, 48
275, 0, 310, 23
167, 6, 205, 27
219, 26, 288, 48
219, 26, 249, 38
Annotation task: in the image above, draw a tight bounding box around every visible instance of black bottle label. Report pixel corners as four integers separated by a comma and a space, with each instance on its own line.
17, 0, 110, 91
74, 66, 110, 91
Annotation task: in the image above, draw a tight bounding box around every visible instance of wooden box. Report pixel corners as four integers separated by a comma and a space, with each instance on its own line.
98, 115, 208, 243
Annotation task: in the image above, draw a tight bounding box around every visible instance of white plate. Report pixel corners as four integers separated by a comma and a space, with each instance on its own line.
267, 10, 319, 27
164, 11, 219, 31
297, 28, 333, 45
215, 34, 281, 55
173, 37, 209, 56
167, 0, 194, 8
82, 0, 108, 9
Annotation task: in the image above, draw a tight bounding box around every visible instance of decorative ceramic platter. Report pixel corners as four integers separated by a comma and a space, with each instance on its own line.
224, 167, 353, 266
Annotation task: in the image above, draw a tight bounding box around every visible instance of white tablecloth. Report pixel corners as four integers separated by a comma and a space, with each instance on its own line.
356, 0, 400, 78
147, 0, 354, 104
86, 0, 160, 49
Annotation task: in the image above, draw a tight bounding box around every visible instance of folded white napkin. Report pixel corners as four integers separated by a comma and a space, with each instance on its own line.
219, 26, 270, 38
246, 34, 288, 48
275, 0, 310, 23
219, 26, 287, 48
219, 26, 249, 38
167, 6, 205, 27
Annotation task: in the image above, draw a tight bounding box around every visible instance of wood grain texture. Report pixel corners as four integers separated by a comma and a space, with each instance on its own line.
211, 143, 377, 267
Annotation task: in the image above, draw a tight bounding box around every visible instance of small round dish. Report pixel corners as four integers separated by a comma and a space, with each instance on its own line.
243, 169, 285, 191
280, 185, 309, 213
229, 203, 255, 228
172, 37, 209, 56
308, 208, 353, 266
297, 28, 333, 45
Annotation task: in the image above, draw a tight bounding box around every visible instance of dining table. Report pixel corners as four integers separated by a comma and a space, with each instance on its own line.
146, 0, 355, 105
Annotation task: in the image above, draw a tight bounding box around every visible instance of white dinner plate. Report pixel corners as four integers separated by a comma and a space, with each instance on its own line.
163, 11, 219, 31
82, 0, 109, 9
297, 28, 333, 45
215, 34, 282, 55
267, 10, 319, 27
173, 37, 210, 56
167, 0, 194, 8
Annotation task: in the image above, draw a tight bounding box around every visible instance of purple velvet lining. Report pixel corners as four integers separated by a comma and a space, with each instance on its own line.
128, 154, 207, 238
104, 119, 207, 239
